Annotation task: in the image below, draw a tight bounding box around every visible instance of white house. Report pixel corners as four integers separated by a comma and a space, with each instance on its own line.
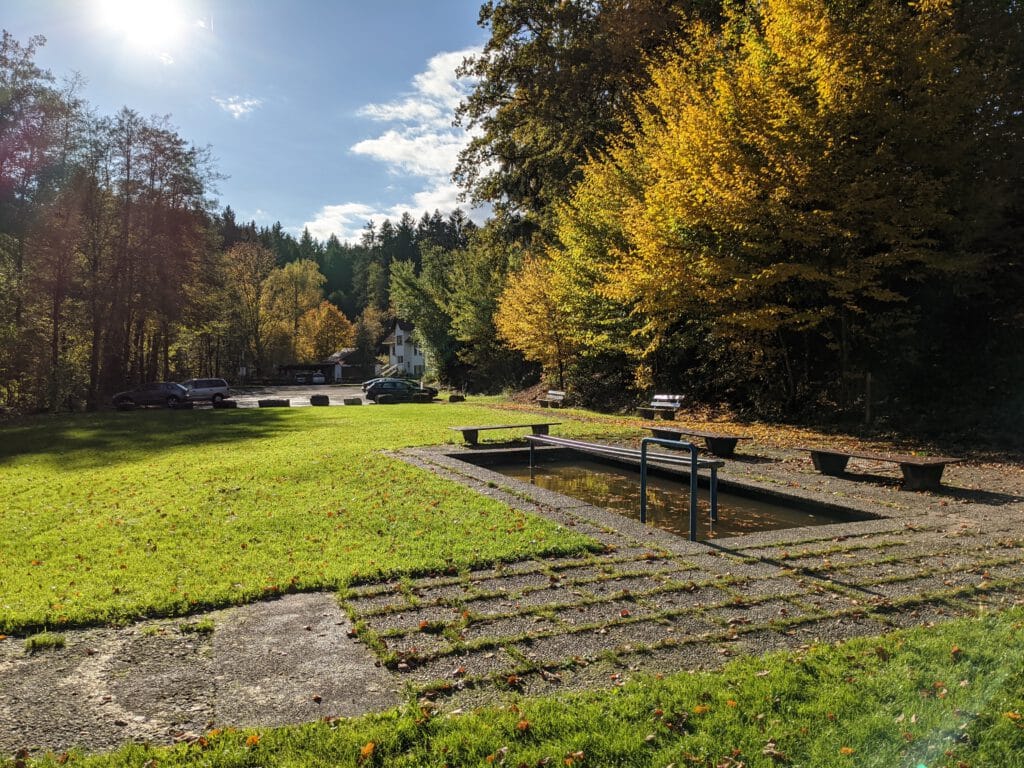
383, 320, 426, 377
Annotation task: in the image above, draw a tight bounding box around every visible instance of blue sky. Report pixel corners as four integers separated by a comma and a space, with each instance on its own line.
4, 1, 489, 242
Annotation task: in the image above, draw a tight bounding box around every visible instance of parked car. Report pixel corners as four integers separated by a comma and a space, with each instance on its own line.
181, 377, 230, 403
311, 372, 326, 384
364, 378, 436, 403
112, 382, 190, 409
363, 377, 438, 397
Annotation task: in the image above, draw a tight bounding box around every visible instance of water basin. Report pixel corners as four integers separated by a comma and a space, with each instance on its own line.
457, 448, 876, 540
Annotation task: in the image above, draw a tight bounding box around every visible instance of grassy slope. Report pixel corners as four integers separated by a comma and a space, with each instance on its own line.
0, 404, 621, 633
16, 608, 1024, 767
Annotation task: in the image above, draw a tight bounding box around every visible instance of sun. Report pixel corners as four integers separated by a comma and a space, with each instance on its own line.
96, 0, 187, 57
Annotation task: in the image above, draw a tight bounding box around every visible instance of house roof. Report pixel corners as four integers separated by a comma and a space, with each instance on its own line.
383, 320, 415, 346
325, 348, 357, 363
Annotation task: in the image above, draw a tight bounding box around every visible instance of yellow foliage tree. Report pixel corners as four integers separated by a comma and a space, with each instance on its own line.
553, 0, 1014, 403
295, 301, 355, 362
494, 255, 576, 389
262, 259, 326, 360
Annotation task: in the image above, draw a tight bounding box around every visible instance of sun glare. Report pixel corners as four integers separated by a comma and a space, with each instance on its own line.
96, 0, 187, 57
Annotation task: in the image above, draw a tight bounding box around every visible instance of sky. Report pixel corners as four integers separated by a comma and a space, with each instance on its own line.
4, 0, 490, 242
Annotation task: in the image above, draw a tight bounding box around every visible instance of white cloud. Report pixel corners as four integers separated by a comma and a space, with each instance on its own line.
351, 129, 467, 178
213, 95, 263, 119
304, 46, 486, 243
304, 203, 381, 242
412, 49, 476, 110
357, 99, 443, 126
305, 184, 489, 244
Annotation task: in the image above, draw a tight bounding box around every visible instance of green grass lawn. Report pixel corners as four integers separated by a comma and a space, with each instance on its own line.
0, 403, 624, 633
13, 608, 1024, 767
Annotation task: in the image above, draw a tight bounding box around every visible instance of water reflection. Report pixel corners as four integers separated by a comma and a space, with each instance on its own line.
503, 458, 864, 539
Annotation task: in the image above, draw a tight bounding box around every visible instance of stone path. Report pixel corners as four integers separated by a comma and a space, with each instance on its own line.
3, 442, 1023, 754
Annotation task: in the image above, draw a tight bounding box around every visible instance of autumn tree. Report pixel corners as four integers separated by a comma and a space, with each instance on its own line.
494, 254, 576, 389
223, 242, 276, 377
553, 0, 1024, 413
262, 258, 325, 359
296, 300, 355, 362
455, 0, 715, 237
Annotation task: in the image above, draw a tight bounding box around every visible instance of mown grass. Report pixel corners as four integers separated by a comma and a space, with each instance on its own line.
13, 608, 1024, 767
0, 403, 624, 633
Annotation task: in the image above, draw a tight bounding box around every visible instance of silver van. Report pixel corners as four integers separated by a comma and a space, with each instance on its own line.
182, 378, 230, 403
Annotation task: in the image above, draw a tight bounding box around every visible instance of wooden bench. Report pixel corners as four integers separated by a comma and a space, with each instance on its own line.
647, 426, 751, 458
637, 394, 684, 420
537, 390, 566, 408
799, 446, 962, 491
451, 423, 561, 446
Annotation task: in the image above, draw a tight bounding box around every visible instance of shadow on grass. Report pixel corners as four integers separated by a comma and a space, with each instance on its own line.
0, 408, 300, 470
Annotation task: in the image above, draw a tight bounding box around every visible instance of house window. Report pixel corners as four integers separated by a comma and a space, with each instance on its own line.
396, 335, 403, 345
398, 355, 404, 364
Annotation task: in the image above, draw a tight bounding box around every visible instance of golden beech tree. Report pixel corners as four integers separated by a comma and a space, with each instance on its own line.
295, 300, 355, 362
494, 254, 577, 389
263, 259, 326, 358
552, 0, 1021, 404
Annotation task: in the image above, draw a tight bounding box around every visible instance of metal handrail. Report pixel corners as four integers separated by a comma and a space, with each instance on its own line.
524, 434, 722, 542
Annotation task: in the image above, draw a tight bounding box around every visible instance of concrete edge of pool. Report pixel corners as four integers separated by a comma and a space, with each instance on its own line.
397, 444, 911, 554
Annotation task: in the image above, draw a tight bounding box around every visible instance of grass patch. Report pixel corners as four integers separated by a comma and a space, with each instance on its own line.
13, 608, 1024, 767
0, 405, 621, 633
178, 618, 215, 634
23, 631, 65, 653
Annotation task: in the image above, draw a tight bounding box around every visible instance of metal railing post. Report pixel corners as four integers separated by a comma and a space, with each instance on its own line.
710, 466, 719, 523
641, 437, 700, 542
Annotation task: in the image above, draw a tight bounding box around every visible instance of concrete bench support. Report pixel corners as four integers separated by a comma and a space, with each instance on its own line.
801, 447, 961, 491
648, 426, 750, 458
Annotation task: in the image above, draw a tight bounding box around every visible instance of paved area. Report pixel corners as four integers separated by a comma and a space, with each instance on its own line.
224, 384, 367, 407
0, 594, 399, 752
3, 437, 1022, 754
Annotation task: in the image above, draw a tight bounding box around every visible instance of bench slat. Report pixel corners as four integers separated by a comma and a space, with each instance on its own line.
451, 423, 561, 446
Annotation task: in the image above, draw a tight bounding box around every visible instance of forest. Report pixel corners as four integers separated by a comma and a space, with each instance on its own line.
2, 0, 1022, 432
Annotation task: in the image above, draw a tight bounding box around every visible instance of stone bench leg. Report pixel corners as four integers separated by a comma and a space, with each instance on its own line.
900, 463, 945, 491
656, 409, 676, 421
637, 408, 656, 419
810, 451, 849, 475
461, 429, 479, 446
704, 437, 739, 458
539, 400, 549, 408
531, 425, 551, 435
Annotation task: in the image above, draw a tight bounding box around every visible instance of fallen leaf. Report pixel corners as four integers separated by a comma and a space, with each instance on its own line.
245, 733, 260, 748
360, 741, 376, 760
839, 746, 855, 756
516, 719, 530, 732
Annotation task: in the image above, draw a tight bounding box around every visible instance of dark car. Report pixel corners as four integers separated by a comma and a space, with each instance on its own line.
362, 377, 438, 396
364, 378, 436, 403
112, 382, 190, 408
